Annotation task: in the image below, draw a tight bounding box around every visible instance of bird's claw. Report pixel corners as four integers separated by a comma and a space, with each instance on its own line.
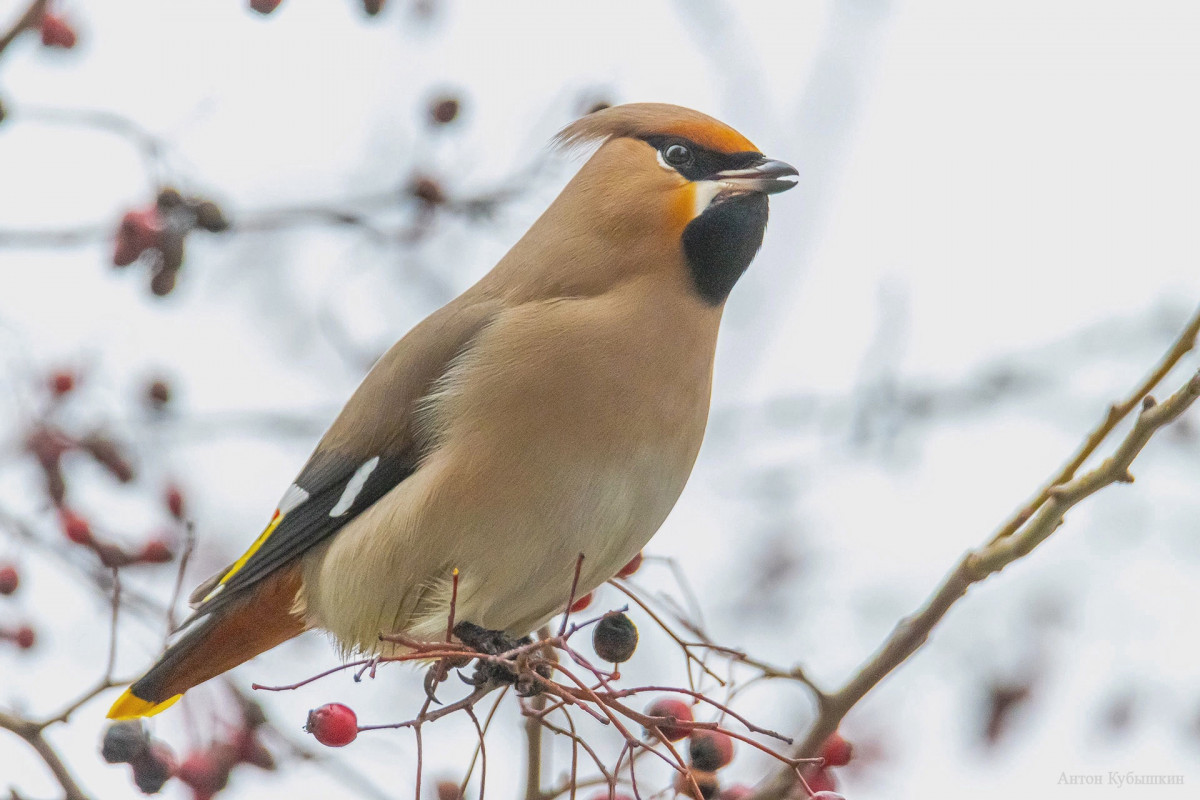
423, 663, 446, 704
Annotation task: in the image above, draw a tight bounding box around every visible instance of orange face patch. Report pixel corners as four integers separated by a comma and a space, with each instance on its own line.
668, 182, 700, 234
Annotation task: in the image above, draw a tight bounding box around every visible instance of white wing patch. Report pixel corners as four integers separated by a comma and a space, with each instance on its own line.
330, 457, 380, 517
278, 483, 311, 515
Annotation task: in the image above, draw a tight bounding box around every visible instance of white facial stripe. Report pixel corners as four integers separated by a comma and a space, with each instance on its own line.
330, 456, 380, 517
278, 483, 310, 515
692, 180, 722, 218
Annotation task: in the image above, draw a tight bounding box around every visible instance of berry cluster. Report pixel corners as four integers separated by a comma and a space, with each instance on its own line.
113, 188, 229, 297
0, 563, 35, 651
59, 502, 175, 569
101, 721, 176, 794
25, 370, 173, 504
102, 703, 275, 797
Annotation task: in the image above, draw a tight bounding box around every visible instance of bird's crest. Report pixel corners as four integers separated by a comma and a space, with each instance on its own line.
554, 103, 758, 156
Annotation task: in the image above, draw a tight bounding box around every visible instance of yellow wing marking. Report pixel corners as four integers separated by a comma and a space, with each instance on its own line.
202, 511, 285, 603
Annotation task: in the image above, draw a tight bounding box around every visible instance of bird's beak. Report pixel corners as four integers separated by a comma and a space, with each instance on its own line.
714, 159, 799, 195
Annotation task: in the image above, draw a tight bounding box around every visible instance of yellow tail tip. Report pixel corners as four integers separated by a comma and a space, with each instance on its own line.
106, 689, 183, 720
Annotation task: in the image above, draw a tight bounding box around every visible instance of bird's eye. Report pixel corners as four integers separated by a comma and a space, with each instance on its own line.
663, 143, 693, 168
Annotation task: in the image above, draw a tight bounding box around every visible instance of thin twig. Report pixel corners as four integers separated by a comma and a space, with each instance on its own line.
750, 367, 1200, 800
0, 0, 48, 58
988, 303, 1200, 544
0, 710, 90, 800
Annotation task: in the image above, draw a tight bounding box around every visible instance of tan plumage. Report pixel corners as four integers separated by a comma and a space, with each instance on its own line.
109, 103, 796, 719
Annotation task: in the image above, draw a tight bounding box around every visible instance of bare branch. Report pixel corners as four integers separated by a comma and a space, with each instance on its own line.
750, 366, 1200, 800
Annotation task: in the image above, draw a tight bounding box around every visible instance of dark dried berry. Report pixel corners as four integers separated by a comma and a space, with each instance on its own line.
410, 176, 445, 206
429, 96, 460, 125
592, 611, 637, 663
362, 0, 386, 15
132, 742, 175, 794
193, 201, 229, 233
159, 229, 185, 272
146, 379, 172, 409
156, 187, 185, 210
80, 434, 135, 482
102, 721, 149, 764
689, 730, 734, 771
150, 265, 178, 297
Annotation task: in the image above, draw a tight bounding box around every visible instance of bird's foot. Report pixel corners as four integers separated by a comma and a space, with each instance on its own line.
452, 621, 550, 696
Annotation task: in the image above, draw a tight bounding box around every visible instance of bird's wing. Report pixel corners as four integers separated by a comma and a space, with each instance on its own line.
183, 298, 499, 624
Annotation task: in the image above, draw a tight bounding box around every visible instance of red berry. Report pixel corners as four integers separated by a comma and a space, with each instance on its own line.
809, 793, 845, 800
720, 786, 752, 800
306, 703, 357, 747
60, 509, 92, 545
437, 782, 464, 800
645, 697, 693, 741
15, 626, 35, 649
165, 485, 185, 519
250, 0, 284, 13
177, 751, 229, 795
40, 14, 77, 48
113, 208, 162, 266
138, 538, 173, 564
569, 592, 593, 612
616, 551, 643, 579
820, 731, 853, 767
0, 565, 18, 595
807, 768, 838, 793
50, 371, 75, 395
688, 729, 734, 771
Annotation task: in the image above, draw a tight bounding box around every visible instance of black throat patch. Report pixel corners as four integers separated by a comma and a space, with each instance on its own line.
681, 192, 769, 305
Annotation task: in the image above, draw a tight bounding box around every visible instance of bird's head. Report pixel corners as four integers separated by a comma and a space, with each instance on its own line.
552, 103, 797, 305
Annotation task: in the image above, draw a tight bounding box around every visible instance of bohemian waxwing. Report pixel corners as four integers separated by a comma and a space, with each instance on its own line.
108, 102, 797, 719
